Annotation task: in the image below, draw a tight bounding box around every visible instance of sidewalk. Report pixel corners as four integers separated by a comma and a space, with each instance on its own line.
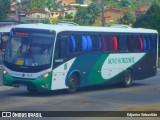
0, 86, 14, 91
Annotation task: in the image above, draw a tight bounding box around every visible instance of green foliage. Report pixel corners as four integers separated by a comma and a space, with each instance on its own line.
21, 0, 47, 11
46, 0, 57, 10
65, 14, 73, 19
44, 19, 50, 24
76, 0, 83, 4
134, 3, 160, 56
121, 0, 131, 7
75, 3, 100, 25
118, 11, 136, 25
0, 0, 11, 20
134, 3, 160, 31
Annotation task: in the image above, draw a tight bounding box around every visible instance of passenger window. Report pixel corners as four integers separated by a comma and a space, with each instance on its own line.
118, 35, 128, 52
134, 35, 140, 51
70, 35, 76, 53
82, 35, 88, 52
139, 36, 143, 51
86, 35, 92, 52
54, 34, 69, 59
70, 34, 93, 53
150, 35, 157, 51
74, 34, 82, 52
102, 35, 118, 52
102, 36, 107, 52
143, 36, 151, 51
128, 35, 140, 52
60, 36, 69, 58
91, 35, 102, 52
113, 35, 118, 52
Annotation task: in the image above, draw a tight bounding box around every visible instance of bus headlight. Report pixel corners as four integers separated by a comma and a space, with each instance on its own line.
3, 69, 10, 76
39, 72, 51, 80
3, 70, 7, 74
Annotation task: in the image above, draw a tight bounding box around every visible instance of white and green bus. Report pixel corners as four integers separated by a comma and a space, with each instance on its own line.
3, 24, 159, 93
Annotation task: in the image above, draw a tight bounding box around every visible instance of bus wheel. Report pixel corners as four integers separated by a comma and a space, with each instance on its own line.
27, 87, 38, 94
123, 70, 133, 87
68, 74, 79, 93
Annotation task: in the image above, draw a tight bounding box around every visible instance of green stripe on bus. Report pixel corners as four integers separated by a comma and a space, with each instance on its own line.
88, 54, 109, 84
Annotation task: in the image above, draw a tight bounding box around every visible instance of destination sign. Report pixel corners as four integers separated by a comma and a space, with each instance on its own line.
13, 32, 29, 36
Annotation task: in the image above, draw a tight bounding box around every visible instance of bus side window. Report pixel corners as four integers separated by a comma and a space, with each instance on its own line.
70, 35, 76, 53
102, 35, 118, 52
108, 36, 114, 52
107, 35, 118, 52
82, 35, 88, 52
74, 34, 82, 52
128, 35, 140, 52
133, 35, 141, 52
60, 36, 69, 58
139, 36, 143, 51
113, 35, 118, 52
98, 36, 102, 51
54, 34, 69, 59
102, 35, 107, 52
128, 36, 132, 52
150, 35, 157, 51
91, 34, 102, 52
86, 35, 92, 52
143, 36, 151, 51
118, 35, 128, 52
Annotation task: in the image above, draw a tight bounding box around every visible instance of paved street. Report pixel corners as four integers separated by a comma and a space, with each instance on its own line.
0, 70, 160, 120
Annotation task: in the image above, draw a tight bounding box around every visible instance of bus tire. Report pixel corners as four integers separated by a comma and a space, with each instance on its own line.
27, 87, 38, 94
68, 74, 79, 93
123, 69, 133, 87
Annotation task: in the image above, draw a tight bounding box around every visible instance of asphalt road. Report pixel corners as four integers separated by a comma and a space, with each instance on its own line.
0, 70, 160, 120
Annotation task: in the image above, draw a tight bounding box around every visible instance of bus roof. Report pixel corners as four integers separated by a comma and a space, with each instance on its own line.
12, 24, 158, 34
0, 25, 16, 33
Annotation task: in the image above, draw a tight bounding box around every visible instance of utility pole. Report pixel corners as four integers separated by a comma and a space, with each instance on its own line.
101, 0, 105, 26
18, 0, 21, 22
53, 0, 56, 5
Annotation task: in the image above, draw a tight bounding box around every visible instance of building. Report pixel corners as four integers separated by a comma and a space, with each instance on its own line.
64, 8, 76, 19
64, 0, 76, 6
24, 9, 49, 23
50, 10, 64, 19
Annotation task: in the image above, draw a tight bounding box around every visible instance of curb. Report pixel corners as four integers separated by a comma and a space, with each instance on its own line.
0, 86, 14, 91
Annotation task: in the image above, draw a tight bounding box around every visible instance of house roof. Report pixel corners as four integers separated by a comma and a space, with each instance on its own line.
25, 9, 48, 15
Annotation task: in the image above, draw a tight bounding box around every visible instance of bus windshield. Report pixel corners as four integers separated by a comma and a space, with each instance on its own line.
5, 33, 54, 67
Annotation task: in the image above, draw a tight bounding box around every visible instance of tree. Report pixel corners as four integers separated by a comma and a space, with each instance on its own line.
118, 11, 136, 25
46, 0, 57, 10
134, 3, 160, 31
121, 0, 131, 7
134, 3, 160, 56
0, 0, 11, 20
75, 3, 100, 25
75, 7, 88, 24
87, 3, 100, 24
76, 0, 83, 4
65, 14, 73, 20
21, 0, 46, 11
